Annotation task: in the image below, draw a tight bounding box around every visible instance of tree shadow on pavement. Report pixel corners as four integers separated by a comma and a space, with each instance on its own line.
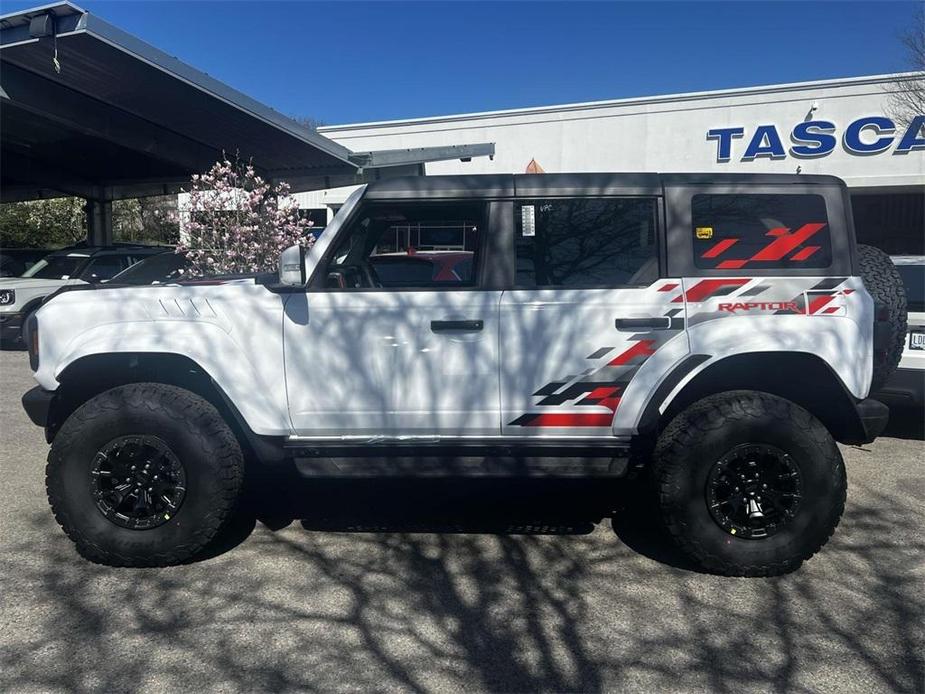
2, 476, 923, 693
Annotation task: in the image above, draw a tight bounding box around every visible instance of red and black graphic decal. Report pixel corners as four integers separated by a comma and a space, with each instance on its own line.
803, 281, 853, 316
698, 223, 829, 270
510, 338, 662, 428
683, 276, 852, 326
671, 278, 750, 303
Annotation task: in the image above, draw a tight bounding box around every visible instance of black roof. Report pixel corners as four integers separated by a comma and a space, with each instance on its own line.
363, 172, 846, 200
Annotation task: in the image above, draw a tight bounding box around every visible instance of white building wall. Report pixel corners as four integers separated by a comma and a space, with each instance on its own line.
318, 74, 924, 191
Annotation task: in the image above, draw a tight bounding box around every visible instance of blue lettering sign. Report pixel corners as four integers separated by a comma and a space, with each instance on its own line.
743, 125, 786, 160
843, 116, 895, 154
708, 115, 924, 161
707, 127, 745, 162
790, 120, 837, 158
896, 115, 925, 153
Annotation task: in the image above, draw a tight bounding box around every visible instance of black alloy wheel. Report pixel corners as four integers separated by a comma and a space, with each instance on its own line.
706, 443, 803, 539
90, 435, 187, 530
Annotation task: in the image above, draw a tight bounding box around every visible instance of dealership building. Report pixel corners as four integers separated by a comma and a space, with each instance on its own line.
302, 73, 924, 255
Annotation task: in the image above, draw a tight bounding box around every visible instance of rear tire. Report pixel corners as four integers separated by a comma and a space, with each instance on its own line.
857, 244, 907, 392
46, 383, 244, 567
653, 391, 845, 577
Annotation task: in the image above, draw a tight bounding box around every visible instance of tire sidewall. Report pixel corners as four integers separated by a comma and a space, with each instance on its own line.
662, 395, 844, 569
857, 244, 907, 392
49, 386, 238, 562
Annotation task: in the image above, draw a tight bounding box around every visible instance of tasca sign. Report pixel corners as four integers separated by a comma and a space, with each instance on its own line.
708, 115, 925, 162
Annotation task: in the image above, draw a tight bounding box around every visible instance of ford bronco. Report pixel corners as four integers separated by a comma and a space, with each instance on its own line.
20, 173, 906, 575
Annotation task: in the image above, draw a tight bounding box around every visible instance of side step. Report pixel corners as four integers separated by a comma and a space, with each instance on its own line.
284, 440, 631, 478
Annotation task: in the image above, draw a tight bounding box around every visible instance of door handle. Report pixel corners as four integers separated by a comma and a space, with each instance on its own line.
431, 319, 484, 332
615, 317, 672, 331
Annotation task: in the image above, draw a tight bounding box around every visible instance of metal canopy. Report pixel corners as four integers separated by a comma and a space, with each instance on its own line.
0, 2, 493, 204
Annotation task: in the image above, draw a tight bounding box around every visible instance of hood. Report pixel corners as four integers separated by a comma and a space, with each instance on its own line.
0, 277, 72, 291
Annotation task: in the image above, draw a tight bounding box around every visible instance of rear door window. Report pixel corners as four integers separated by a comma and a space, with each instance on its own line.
514, 197, 658, 288
692, 194, 831, 270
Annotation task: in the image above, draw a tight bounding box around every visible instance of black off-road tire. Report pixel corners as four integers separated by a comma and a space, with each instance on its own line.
653, 391, 846, 577
858, 244, 907, 392
46, 383, 244, 567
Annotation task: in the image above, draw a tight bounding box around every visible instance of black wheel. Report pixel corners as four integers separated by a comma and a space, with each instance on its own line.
857, 244, 907, 392
653, 391, 846, 577
46, 383, 244, 567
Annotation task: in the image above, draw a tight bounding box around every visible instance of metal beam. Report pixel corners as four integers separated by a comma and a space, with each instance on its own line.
85, 198, 112, 246
277, 164, 428, 194
0, 148, 103, 201
348, 143, 495, 170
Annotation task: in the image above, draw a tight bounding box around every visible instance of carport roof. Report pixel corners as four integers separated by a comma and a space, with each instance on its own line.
0, 2, 493, 202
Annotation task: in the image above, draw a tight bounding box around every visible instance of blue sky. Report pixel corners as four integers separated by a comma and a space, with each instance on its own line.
3, 1, 920, 125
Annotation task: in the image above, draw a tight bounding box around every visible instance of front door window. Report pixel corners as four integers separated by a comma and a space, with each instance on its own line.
324, 202, 483, 290
284, 201, 502, 437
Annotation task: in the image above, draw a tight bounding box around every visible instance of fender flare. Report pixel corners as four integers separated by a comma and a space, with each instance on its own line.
51, 321, 291, 436
637, 351, 871, 444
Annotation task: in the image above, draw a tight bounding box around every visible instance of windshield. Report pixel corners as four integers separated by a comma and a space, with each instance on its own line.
304, 185, 366, 282
111, 252, 188, 284
22, 255, 88, 280
896, 264, 925, 313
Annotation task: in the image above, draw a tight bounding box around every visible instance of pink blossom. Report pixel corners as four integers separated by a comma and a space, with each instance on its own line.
179, 154, 316, 275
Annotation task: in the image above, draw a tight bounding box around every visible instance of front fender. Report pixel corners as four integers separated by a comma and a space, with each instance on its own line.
38, 320, 291, 436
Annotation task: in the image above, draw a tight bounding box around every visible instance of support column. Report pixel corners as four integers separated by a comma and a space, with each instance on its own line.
85, 199, 113, 246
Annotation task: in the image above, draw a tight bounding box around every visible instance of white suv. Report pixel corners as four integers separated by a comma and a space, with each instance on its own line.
20, 174, 905, 576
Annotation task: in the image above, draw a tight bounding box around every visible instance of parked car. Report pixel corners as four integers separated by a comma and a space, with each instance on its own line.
22, 173, 904, 575
108, 250, 190, 284
0, 245, 168, 344
0, 248, 51, 277
875, 256, 924, 406
368, 251, 474, 287
105, 252, 277, 287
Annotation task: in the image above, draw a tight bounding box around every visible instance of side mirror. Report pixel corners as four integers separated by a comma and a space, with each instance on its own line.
278, 244, 305, 286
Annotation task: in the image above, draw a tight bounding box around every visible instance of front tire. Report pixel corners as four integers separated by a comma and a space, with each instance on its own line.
654, 391, 846, 577
46, 383, 244, 567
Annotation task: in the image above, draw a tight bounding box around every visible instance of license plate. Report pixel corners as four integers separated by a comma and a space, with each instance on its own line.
911, 330, 925, 351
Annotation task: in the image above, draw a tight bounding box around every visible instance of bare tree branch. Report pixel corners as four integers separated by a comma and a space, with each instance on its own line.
887, 5, 925, 128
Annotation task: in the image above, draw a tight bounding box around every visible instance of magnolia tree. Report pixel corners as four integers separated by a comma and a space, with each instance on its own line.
177, 155, 315, 275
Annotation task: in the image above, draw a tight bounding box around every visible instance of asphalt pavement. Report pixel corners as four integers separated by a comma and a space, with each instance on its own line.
1, 349, 923, 693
